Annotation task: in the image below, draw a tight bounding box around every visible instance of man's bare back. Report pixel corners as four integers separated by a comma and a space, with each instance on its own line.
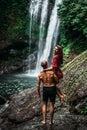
37, 70, 59, 87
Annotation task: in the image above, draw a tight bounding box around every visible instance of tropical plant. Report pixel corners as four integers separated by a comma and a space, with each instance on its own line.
0, 0, 28, 40
58, 0, 87, 52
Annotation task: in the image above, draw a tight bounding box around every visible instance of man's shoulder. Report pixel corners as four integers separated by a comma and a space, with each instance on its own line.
38, 71, 44, 78
38, 70, 54, 76
38, 72, 42, 76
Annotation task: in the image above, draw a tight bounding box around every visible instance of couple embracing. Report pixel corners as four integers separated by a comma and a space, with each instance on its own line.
36, 45, 66, 125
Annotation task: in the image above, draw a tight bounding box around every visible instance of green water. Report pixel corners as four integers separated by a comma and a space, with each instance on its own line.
0, 74, 37, 96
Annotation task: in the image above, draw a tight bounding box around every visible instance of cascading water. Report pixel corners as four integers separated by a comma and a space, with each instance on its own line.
29, 0, 42, 41
28, 0, 62, 76
27, 0, 42, 73
35, 0, 49, 73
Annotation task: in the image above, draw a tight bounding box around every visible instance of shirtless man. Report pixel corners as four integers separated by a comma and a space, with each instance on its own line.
36, 60, 59, 125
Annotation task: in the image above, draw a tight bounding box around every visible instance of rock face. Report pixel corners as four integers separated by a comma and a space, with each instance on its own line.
58, 50, 87, 114
0, 87, 41, 123
0, 50, 87, 129
0, 60, 25, 75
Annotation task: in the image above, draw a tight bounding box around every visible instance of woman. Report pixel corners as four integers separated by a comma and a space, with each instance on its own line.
43, 45, 65, 102
51, 45, 63, 79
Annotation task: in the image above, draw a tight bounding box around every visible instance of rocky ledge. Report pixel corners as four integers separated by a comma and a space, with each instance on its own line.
0, 50, 87, 129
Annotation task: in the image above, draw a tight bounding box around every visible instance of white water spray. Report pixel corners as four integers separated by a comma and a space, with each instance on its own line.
35, 0, 62, 73
35, 0, 49, 73
28, 0, 62, 76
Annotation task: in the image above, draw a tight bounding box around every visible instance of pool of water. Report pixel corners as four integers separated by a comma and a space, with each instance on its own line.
0, 74, 37, 96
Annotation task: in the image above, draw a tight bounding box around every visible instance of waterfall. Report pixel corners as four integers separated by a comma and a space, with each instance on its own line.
29, 0, 42, 41
35, 0, 49, 73
28, 0, 62, 76
28, 0, 42, 73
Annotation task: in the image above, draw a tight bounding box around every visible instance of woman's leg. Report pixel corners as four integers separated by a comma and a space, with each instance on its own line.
56, 87, 66, 102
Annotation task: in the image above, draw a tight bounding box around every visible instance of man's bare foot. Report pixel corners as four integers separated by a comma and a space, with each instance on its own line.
49, 120, 55, 125
42, 121, 46, 125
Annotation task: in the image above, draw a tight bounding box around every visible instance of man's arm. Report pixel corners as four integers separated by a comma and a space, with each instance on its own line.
43, 67, 52, 72
36, 74, 41, 97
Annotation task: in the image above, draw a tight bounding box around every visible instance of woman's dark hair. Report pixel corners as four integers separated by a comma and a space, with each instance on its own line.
56, 45, 63, 65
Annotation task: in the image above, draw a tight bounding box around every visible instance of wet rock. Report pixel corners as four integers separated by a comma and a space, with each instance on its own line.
0, 95, 7, 105
0, 51, 87, 129
58, 51, 87, 114
68, 81, 87, 114
0, 88, 41, 124
0, 60, 25, 75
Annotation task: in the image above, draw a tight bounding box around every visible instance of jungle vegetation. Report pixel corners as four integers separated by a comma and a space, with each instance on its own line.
0, 0, 87, 57
0, 0, 87, 53
58, 0, 87, 54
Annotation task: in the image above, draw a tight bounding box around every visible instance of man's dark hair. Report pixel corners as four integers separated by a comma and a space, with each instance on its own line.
41, 60, 48, 69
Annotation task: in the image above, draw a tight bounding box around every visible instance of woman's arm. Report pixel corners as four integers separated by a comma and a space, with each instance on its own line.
43, 67, 53, 72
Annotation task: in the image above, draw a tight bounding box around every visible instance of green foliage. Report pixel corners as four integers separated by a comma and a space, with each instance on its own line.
81, 105, 87, 115
81, 98, 87, 115
58, 0, 87, 52
0, 0, 29, 40
0, 46, 29, 65
7, 19, 24, 39
63, 43, 71, 56
50, 0, 55, 4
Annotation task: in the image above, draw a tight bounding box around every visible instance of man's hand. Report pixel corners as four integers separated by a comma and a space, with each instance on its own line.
37, 86, 41, 98
38, 92, 41, 98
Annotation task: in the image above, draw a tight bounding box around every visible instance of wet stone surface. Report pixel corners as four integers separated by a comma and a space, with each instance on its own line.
0, 51, 87, 130
0, 99, 87, 130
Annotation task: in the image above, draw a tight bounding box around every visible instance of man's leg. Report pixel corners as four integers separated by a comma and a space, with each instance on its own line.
42, 101, 47, 124
49, 102, 54, 124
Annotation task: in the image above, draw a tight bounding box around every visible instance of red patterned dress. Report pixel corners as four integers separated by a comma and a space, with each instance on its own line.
52, 55, 63, 79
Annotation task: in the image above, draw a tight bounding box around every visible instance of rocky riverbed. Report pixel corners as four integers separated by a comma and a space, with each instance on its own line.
0, 50, 87, 130
0, 88, 87, 130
